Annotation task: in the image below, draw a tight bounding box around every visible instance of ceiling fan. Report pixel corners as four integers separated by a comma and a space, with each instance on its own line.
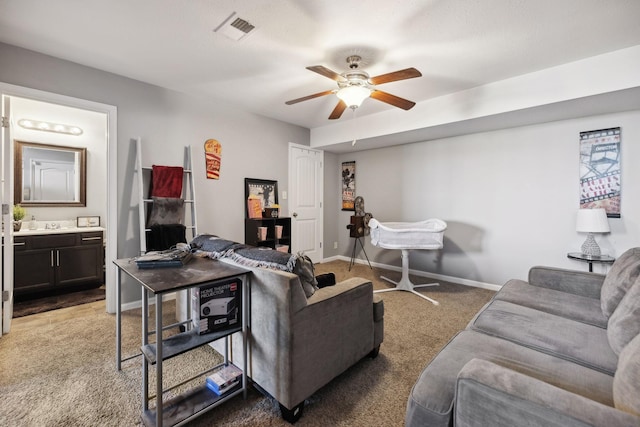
285, 55, 422, 120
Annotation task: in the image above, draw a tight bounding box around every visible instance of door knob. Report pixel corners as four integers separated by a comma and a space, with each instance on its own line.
292, 212, 298, 218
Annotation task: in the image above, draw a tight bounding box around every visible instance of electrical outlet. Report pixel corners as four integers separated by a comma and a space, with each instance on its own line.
333, 242, 338, 249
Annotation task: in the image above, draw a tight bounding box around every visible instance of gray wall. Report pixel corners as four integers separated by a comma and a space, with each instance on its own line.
322, 151, 340, 255
330, 110, 640, 286
4, 42, 639, 297
0, 42, 310, 304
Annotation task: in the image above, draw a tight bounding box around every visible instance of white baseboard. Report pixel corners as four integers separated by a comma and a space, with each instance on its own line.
324, 255, 502, 292
121, 292, 177, 312
321, 255, 343, 263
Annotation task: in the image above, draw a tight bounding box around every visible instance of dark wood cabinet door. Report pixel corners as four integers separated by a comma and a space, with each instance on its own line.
14, 249, 55, 292
56, 245, 103, 287
14, 232, 104, 295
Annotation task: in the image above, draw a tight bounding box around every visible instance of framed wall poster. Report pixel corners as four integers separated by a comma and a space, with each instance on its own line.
342, 161, 356, 211
245, 178, 278, 217
579, 127, 621, 218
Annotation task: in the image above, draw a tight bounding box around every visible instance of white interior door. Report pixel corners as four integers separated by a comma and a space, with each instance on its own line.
1, 94, 15, 335
288, 143, 323, 263
33, 161, 75, 201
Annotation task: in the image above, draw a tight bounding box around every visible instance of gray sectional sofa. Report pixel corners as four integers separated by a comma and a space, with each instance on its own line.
406, 247, 640, 427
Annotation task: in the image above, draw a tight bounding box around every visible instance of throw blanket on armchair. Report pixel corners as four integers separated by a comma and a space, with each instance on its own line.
230, 246, 296, 272
190, 234, 244, 259
190, 234, 295, 270
189, 234, 318, 297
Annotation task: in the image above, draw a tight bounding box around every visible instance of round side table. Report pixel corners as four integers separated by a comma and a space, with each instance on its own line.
567, 252, 615, 272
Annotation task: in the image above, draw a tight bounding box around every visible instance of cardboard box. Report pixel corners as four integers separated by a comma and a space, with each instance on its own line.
192, 278, 242, 335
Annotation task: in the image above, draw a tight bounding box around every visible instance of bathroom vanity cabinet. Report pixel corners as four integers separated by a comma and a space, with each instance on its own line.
13, 229, 104, 295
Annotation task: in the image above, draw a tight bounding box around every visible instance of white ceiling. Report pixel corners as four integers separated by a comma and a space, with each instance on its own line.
2, 0, 640, 133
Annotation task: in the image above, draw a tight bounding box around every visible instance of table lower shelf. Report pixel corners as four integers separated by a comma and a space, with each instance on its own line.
141, 381, 244, 427
141, 326, 243, 364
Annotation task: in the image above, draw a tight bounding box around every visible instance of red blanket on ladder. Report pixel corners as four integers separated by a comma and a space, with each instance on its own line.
150, 165, 183, 198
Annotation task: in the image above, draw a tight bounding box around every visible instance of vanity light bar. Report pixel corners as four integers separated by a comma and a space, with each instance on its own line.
17, 119, 83, 136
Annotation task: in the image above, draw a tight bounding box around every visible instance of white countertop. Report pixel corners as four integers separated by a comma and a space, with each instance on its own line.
15, 226, 105, 236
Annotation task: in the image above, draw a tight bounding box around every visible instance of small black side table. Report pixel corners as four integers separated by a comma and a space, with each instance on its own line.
567, 252, 615, 272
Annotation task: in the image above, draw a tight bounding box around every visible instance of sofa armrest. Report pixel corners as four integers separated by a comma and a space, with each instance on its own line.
455, 359, 638, 427
304, 277, 373, 309
528, 266, 605, 299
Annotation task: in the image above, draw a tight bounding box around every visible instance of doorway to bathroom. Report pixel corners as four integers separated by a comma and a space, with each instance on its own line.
1, 83, 117, 335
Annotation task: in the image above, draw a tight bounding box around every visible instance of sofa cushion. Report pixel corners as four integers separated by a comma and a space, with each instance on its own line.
601, 247, 640, 318
607, 278, 640, 355
529, 266, 605, 299
469, 300, 618, 375
613, 333, 640, 417
455, 358, 639, 427
405, 330, 615, 427
495, 279, 607, 328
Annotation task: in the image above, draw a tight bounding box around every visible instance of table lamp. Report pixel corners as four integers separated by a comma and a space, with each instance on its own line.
576, 208, 610, 256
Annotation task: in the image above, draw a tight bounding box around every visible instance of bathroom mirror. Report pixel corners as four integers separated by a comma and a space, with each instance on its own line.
14, 140, 86, 207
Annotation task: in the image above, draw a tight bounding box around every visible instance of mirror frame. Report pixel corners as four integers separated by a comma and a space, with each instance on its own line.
14, 140, 87, 207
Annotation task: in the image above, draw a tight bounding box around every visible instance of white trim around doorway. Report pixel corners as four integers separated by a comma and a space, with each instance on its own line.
0, 82, 118, 315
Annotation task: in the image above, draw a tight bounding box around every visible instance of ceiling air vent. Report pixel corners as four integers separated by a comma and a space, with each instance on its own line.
214, 12, 256, 41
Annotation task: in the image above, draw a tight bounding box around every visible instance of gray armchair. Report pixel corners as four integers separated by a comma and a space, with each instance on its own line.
214, 263, 384, 422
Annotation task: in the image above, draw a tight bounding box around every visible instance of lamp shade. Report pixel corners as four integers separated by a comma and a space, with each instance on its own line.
336, 86, 371, 108
576, 208, 610, 233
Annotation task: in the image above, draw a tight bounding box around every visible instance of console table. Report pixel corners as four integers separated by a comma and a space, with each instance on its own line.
567, 252, 615, 272
113, 257, 250, 427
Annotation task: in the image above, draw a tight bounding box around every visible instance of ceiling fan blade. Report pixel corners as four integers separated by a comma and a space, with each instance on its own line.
285, 90, 334, 105
328, 100, 347, 120
370, 90, 416, 110
307, 65, 346, 82
369, 68, 422, 85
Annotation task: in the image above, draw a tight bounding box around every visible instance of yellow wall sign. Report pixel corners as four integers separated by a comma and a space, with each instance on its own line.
204, 139, 222, 179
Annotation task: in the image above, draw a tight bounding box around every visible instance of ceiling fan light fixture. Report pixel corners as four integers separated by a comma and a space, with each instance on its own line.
336, 86, 371, 108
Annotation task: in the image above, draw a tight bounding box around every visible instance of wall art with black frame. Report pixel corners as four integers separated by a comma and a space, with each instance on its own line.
245, 178, 278, 218
341, 161, 355, 211
579, 127, 621, 218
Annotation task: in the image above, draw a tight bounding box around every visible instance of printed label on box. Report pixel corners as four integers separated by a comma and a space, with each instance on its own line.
192, 278, 242, 335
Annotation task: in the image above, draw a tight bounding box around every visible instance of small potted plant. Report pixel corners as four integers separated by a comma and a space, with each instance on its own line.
13, 204, 26, 232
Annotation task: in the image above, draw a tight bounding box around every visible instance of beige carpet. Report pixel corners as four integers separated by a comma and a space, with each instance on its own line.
0, 260, 494, 426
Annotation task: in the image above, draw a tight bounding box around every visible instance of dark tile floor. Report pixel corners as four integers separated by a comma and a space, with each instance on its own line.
13, 286, 105, 318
